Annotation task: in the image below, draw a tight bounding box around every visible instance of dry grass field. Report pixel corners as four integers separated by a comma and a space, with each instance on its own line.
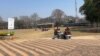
0, 28, 100, 42
0, 28, 100, 56
0, 27, 100, 42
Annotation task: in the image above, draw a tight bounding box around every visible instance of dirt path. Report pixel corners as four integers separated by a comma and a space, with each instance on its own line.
0, 37, 100, 56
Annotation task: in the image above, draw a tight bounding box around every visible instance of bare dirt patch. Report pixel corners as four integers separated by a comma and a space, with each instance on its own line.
67, 45, 100, 56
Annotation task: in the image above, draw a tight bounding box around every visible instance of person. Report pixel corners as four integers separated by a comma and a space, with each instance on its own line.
63, 27, 72, 39
57, 28, 61, 39
53, 29, 58, 39
53, 28, 61, 39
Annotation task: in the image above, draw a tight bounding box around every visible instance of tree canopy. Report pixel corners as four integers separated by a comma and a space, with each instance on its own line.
51, 9, 65, 28
80, 0, 100, 25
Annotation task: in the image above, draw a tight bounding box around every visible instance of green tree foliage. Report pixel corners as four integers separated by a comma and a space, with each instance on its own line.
80, 0, 100, 26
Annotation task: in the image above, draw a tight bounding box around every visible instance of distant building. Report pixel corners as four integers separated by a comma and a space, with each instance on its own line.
37, 23, 54, 28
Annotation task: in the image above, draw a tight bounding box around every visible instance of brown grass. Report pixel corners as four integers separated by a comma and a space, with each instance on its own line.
0, 28, 100, 42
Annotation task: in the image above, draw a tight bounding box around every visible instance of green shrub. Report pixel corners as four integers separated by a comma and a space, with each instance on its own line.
0, 32, 15, 36
0, 32, 8, 36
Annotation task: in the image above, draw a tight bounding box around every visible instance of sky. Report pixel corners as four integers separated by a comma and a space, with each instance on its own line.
0, 0, 84, 20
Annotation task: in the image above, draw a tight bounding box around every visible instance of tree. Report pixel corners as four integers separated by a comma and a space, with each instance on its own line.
31, 13, 39, 30
94, 0, 100, 27
0, 16, 3, 29
14, 17, 23, 29
51, 9, 65, 28
0, 16, 3, 22
19, 16, 31, 29
0, 16, 7, 29
80, 0, 100, 27
14, 17, 18, 29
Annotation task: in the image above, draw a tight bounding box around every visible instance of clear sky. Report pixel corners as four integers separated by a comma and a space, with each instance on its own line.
0, 0, 84, 20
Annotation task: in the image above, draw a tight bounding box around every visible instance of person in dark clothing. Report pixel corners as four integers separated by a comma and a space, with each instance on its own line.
53, 29, 58, 39
53, 28, 61, 39
54, 29, 58, 35
63, 27, 72, 39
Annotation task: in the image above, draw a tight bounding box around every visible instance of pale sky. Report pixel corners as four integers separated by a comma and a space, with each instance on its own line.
0, 0, 84, 20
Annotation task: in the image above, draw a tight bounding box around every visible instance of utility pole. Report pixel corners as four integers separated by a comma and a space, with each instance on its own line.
75, 0, 78, 17
75, 0, 78, 23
